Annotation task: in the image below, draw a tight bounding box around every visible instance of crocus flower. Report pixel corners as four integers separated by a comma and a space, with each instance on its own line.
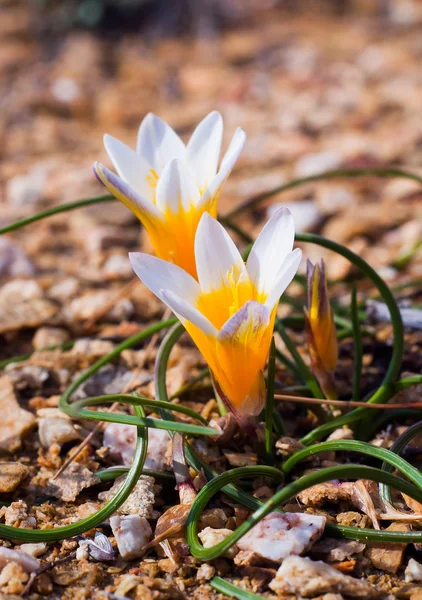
305, 260, 338, 399
129, 208, 301, 425
93, 111, 246, 277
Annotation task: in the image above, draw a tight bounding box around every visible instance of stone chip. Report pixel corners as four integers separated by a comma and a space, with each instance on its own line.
0, 376, 36, 453
269, 555, 380, 597
0, 462, 29, 493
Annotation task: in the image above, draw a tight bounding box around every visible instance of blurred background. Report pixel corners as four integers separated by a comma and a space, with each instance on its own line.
0, 0, 421, 287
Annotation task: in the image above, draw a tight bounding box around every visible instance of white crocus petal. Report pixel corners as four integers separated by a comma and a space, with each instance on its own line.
93, 162, 161, 220
155, 159, 200, 214
200, 127, 246, 204
246, 207, 296, 298
161, 290, 218, 337
186, 111, 223, 192
265, 248, 302, 311
128, 252, 200, 306
136, 113, 186, 172
195, 213, 247, 294
104, 135, 154, 203
218, 300, 270, 343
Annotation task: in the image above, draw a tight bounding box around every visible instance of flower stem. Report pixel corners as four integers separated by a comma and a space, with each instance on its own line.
224, 167, 422, 219
0, 194, 113, 235
351, 285, 363, 403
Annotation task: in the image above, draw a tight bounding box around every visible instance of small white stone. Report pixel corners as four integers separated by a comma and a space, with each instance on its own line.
0, 280, 42, 303
0, 546, 39, 572
237, 512, 326, 563
405, 558, 422, 582
68, 291, 133, 322
38, 417, 79, 448
295, 151, 341, 178
18, 543, 47, 558
0, 238, 34, 277
6, 165, 46, 206
316, 187, 354, 215
269, 555, 377, 597
103, 422, 169, 470
33, 327, 69, 350
198, 527, 238, 559
51, 77, 81, 103
76, 541, 89, 561
49, 278, 79, 301
110, 515, 152, 559
102, 254, 134, 278
99, 475, 155, 518
71, 339, 114, 358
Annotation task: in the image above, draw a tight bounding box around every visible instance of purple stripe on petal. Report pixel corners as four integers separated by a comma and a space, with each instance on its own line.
218, 300, 270, 343
306, 259, 315, 309
317, 260, 328, 317
93, 162, 160, 219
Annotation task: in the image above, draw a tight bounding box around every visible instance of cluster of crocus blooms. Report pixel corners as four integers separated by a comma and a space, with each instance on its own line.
94, 111, 245, 278
305, 260, 338, 399
95, 112, 302, 424
129, 210, 301, 425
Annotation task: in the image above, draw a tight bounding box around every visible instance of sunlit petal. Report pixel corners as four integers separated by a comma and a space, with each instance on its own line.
265, 248, 302, 311
306, 259, 338, 375
247, 207, 296, 301
161, 290, 217, 337
129, 252, 200, 305
201, 127, 246, 204
195, 212, 246, 293
239, 371, 266, 416
136, 113, 186, 172
93, 161, 160, 221
215, 301, 271, 410
103, 134, 154, 202
156, 159, 200, 214
186, 111, 223, 192
203, 127, 246, 200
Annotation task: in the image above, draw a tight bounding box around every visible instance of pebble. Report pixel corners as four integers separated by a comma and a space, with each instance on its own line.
103, 422, 170, 470
38, 415, 79, 448
0, 546, 39, 573
0, 376, 36, 452
7, 365, 50, 391
48, 277, 79, 301
196, 563, 215, 582
99, 475, 156, 518
6, 164, 47, 206
102, 253, 134, 279
0, 238, 34, 277
0, 462, 29, 493
316, 186, 355, 215
17, 543, 47, 558
405, 558, 422, 582
366, 522, 409, 574
295, 151, 341, 178
269, 555, 378, 597
51, 77, 81, 103
198, 527, 238, 559
67, 291, 134, 322
32, 327, 69, 350
236, 512, 326, 563
298, 481, 353, 507
110, 515, 152, 559
46, 462, 99, 502
71, 339, 114, 359
311, 538, 366, 562
0, 279, 42, 303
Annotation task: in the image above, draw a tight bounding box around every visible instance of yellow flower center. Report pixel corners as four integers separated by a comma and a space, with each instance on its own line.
196, 266, 256, 330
